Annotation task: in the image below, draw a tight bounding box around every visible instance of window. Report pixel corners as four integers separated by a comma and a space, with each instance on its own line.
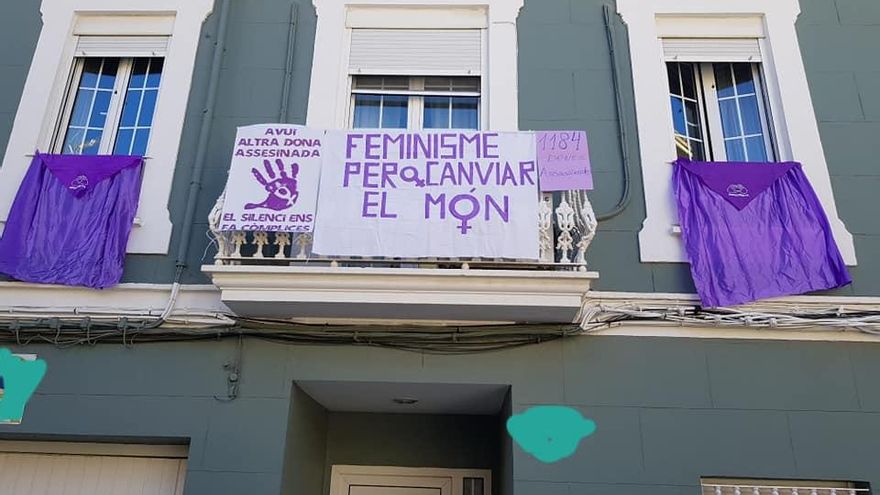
668, 61, 774, 163
0, 5, 213, 255
56, 57, 164, 156
701, 478, 870, 495
350, 76, 481, 130
616, 0, 857, 265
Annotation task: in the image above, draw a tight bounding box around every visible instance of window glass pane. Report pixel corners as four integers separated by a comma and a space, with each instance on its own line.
138, 90, 159, 127
88, 90, 112, 128
733, 63, 756, 95
80, 59, 101, 88
451, 97, 479, 129
132, 129, 151, 156
69, 89, 95, 127
667, 63, 682, 96
146, 58, 164, 88
424, 96, 450, 129
114, 129, 134, 155
714, 63, 735, 99
719, 98, 742, 138
62, 128, 86, 155
690, 139, 706, 161
120, 91, 142, 127
424, 77, 453, 92
725, 139, 746, 161
381, 95, 408, 128
684, 99, 702, 129
353, 95, 381, 128
131, 58, 150, 89
82, 129, 104, 155
670, 97, 686, 135
98, 58, 119, 90
739, 95, 763, 135
680, 62, 698, 100
745, 136, 768, 162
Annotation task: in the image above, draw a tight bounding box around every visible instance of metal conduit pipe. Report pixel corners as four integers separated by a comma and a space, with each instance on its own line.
279, 3, 299, 123
147, 0, 232, 328
597, 3, 633, 222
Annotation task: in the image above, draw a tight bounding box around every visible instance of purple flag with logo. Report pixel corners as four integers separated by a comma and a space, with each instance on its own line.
0, 153, 144, 289
673, 159, 851, 308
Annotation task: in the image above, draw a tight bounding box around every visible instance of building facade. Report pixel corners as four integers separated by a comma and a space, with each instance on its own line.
0, 0, 879, 493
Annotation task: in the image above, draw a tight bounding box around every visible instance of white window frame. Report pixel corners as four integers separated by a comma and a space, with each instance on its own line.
330, 465, 491, 495
349, 76, 483, 130
669, 61, 776, 162
617, 0, 857, 265
306, 0, 523, 132
0, 0, 214, 255
54, 56, 164, 155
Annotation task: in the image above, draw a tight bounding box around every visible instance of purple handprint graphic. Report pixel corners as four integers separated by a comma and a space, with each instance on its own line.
245, 159, 300, 211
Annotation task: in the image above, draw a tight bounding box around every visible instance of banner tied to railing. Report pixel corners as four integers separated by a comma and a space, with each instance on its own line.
220, 124, 322, 232
220, 125, 593, 260
312, 131, 540, 260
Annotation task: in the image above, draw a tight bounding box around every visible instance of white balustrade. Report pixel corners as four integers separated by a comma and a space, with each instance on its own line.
208, 188, 598, 270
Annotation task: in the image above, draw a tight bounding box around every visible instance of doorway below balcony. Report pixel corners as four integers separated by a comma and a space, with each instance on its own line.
282, 381, 512, 495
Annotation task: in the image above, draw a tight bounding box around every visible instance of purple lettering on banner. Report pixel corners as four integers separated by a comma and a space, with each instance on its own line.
519, 160, 537, 186
379, 192, 397, 218
536, 130, 593, 192
425, 193, 446, 220
485, 195, 510, 223
343, 162, 361, 187
363, 161, 380, 188
346, 134, 364, 159
460, 133, 481, 158
483, 133, 499, 159
365, 134, 382, 160
449, 189, 480, 234
381, 162, 399, 188
440, 133, 457, 159
383, 133, 404, 160
362, 191, 380, 218
426, 161, 440, 186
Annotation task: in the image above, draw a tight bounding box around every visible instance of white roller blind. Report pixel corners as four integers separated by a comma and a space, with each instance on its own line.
349, 29, 482, 76
75, 35, 169, 57
662, 38, 762, 62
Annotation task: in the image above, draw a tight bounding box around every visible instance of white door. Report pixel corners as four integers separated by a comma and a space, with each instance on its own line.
0, 442, 187, 495
350, 487, 442, 495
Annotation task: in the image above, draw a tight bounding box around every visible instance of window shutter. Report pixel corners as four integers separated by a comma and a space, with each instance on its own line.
75, 36, 169, 57
349, 29, 482, 76
662, 38, 762, 62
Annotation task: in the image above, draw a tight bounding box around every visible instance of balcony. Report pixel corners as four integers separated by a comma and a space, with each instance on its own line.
202, 190, 599, 324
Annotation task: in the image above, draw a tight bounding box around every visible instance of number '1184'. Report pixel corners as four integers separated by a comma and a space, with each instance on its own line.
537, 131, 583, 152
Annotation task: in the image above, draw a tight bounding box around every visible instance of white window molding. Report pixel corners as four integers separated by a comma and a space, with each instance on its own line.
0, 0, 214, 254
617, 0, 858, 265
306, 0, 523, 132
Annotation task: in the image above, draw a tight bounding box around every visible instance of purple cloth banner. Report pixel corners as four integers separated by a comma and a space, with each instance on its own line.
673, 159, 851, 308
0, 153, 143, 289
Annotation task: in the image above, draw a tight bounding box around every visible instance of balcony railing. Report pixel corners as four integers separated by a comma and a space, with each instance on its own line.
702, 483, 870, 495
207, 189, 598, 271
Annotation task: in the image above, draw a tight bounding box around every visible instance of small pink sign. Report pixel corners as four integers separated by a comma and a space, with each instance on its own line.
536, 130, 593, 192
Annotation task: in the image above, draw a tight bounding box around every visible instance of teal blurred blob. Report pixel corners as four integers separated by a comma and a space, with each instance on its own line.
506, 406, 596, 463
0, 348, 47, 423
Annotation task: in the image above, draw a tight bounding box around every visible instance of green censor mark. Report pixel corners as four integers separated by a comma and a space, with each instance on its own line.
506, 406, 596, 463
0, 349, 47, 424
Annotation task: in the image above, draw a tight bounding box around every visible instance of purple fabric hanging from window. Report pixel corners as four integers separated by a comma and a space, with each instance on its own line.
0, 153, 144, 289
673, 158, 851, 308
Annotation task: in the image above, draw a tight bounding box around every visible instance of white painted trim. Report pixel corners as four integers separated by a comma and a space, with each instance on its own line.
0, 282, 230, 326
203, 265, 597, 323
588, 325, 880, 343
330, 465, 491, 495
617, 0, 857, 265
306, 0, 522, 131
0, 441, 189, 459
0, 0, 214, 254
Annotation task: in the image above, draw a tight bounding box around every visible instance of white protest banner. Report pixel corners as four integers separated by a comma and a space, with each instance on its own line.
312, 131, 540, 259
220, 124, 323, 232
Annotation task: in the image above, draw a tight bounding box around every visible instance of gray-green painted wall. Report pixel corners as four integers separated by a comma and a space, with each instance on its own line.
2, 336, 880, 493
0, 0, 877, 295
